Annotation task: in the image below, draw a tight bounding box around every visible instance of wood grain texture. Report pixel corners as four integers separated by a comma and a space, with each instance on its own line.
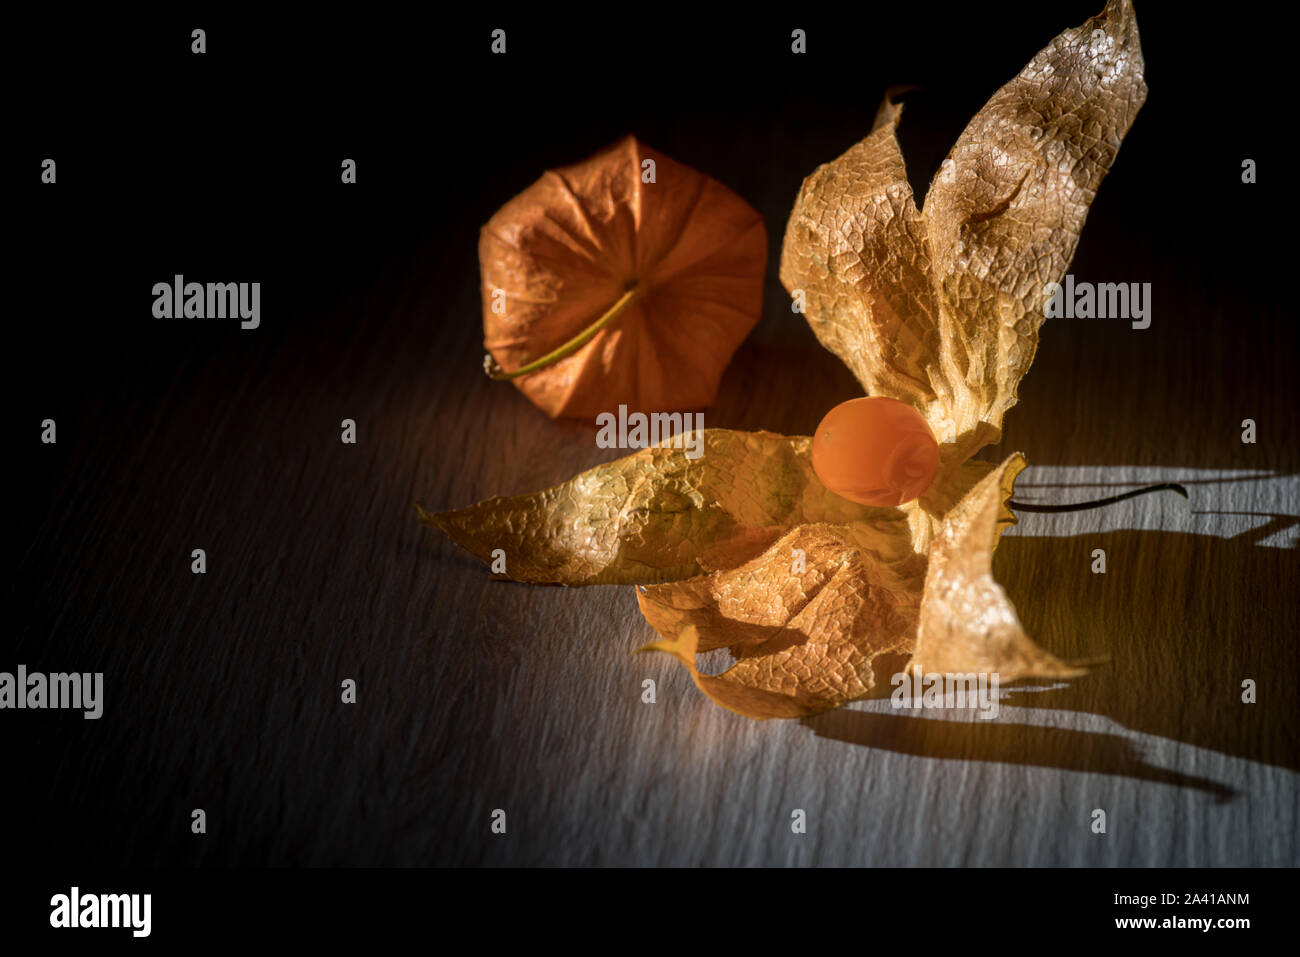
15, 227, 1295, 866
8, 4, 1296, 869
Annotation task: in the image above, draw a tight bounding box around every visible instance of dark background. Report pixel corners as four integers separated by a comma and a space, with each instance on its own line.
7, 4, 1294, 867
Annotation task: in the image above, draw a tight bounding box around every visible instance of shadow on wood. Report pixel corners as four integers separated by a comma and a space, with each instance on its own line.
799, 517, 1296, 791
801, 708, 1236, 800
993, 526, 1298, 774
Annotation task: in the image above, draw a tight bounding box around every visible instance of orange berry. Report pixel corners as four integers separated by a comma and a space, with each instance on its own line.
811, 397, 939, 507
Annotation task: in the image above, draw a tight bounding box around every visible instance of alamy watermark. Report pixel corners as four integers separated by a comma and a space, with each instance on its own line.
1043, 274, 1150, 329
596, 404, 704, 459
891, 668, 1000, 720
152, 274, 260, 329
50, 887, 150, 937
0, 665, 103, 719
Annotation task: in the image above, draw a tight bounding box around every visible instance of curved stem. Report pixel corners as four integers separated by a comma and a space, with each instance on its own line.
1009, 482, 1188, 513
484, 284, 642, 381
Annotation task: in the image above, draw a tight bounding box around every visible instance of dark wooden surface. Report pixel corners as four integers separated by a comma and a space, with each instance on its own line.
8, 4, 1296, 867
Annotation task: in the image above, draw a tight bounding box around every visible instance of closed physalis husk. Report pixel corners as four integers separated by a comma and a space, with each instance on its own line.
480, 136, 767, 419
